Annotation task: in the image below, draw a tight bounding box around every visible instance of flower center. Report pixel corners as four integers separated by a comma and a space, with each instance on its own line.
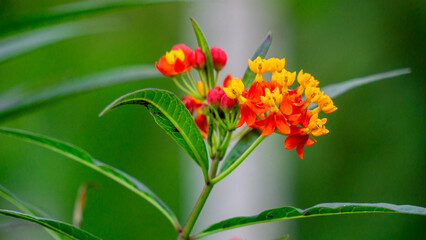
165, 49, 185, 64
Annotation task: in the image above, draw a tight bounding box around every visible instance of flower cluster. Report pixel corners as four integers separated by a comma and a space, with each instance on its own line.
156, 44, 337, 159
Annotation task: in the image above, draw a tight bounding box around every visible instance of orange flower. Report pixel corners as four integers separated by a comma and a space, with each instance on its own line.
155, 44, 194, 76
256, 86, 290, 136
284, 113, 328, 159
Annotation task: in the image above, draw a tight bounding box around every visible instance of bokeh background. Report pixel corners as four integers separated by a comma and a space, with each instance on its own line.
0, 0, 424, 239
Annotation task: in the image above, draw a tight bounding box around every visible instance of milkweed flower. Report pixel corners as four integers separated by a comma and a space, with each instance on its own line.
225, 56, 337, 159
155, 44, 194, 76
284, 113, 329, 159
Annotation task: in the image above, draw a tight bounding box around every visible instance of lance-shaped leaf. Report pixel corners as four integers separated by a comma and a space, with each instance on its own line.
0, 209, 101, 240
0, 0, 192, 35
0, 127, 181, 231
243, 32, 272, 86
195, 203, 426, 239
0, 65, 161, 122
190, 18, 214, 89
100, 89, 209, 179
0, 185, 66, 240
0, 19, 119, 63
322, 68, 411, 99
219, 130, 261, 174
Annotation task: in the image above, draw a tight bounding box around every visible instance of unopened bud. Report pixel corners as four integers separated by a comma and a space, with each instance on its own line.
220, 94, 237, 109
207, 86, 224, 106
193, 47, 206, 69
210, 46, 227, 71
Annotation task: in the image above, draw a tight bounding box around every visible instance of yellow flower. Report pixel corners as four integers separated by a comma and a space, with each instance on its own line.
260, 87, 283, 112
248, 56, 267, 81
267, 58, 285, 72
304, 113, 329, 137
304, 84, 324, 104
223, 78, 246, 104
317, 95, 338, 113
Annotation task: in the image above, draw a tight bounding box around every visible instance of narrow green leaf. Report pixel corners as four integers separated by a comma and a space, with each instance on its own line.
99, 89, 209, 179
322, 68, 411, 99
242, 32, 272, 86
0, 185, 67, 240
0, 0, 192, 35
0, 65, 161, 122
0, 127, 181, 231
0, 19, 119, 63
190, 18, 214, 89
0, 209, 101, 240
219, 129, 260, 173
196, 203, 426, 239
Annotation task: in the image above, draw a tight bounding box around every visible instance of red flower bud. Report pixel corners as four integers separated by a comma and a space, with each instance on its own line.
181, 95, 202, 114
172, 43, 193, 57
210, 46, 227, 71
220, 94, 237, 109
195, 113, 209, 138
193, 47, 206, 69
207, 86, 224, 106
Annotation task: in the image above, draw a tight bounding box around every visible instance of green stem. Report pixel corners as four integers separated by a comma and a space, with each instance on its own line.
211, 135, 265, 184
172, 77, 193, 96
179, 160, 219, 240
214, 70, 220, 86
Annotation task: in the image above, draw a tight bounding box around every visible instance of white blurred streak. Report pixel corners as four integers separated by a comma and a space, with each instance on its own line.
180, 1, 297, 239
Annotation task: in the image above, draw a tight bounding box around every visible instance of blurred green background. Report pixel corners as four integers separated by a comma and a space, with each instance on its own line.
0, 0, 424, 239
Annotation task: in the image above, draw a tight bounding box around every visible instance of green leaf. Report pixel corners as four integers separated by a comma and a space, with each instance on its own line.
0, 185, 66, 240
0, 127, 180, 231
99, 89, 209, 179
190, 18, 214, 89
322, 68, 411, 99
0, 209, 101, 240
196, 202, 426, 239
242, 32, 272, 86
219, 129, 261, 173
0, 65, 161, 122
0, 19, 119, 63
0, 0, 191, 35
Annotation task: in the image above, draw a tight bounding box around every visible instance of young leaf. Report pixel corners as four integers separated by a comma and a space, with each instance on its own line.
242, 32, 272, 86
0, 19, 119, 63
219, 129, 261, 174
0, 209, 101, 240
99, 89, 209, 179
0, 0, 192, 35
0, 185, 66, 240
195, 202, 426, 239
0, 65, 161, 122
0, 127, 181, 231
190, 18, 214, 89
322, 68, 411, 99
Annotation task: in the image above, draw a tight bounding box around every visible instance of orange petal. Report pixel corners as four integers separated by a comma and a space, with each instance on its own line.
261, 115, 276, 136
284, 134, 307, 149
296, 143, 305, 159
174, 58, 186, 73
280, 95, 292, 115
275, 112, 290, 134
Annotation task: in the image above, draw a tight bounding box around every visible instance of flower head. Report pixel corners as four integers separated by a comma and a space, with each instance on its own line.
156, 44, 194, 76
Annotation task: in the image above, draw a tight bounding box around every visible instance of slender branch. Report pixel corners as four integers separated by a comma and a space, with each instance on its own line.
179, 159, 220, 240
211, 135, 265, 184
